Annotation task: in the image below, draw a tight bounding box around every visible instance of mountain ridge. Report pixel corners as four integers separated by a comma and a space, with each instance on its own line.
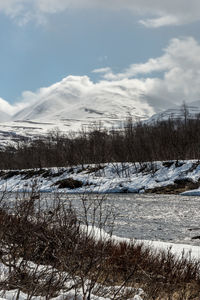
0, 92, 153, 147
0, 98, 200, 147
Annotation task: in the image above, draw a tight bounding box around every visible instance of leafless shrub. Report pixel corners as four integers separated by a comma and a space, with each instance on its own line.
0, 190, 199, 299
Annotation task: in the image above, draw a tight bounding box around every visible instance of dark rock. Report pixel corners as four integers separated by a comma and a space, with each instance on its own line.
162, 161, 174, 168
191, 236, 200, 240
53, 178, 83, 189
21, 169, 46, 179
174, 178, 194, 185
3, 170, 20, 180
188, 228, 200, 231
175, 161, 184, 167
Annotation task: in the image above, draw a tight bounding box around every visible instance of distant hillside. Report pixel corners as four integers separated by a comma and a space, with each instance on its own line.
145, 101, 200, 124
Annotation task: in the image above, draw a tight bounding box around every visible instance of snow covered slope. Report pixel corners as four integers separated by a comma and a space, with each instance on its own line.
0, 98, 12, 122
0, 80, 155, 145
0, 111, 10, 122
12, 90, 152, 126
146, 100, 200, 124
1, 160, 200, 195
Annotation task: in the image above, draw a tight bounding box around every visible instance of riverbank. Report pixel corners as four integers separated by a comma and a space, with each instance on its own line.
1, 160, 200, 195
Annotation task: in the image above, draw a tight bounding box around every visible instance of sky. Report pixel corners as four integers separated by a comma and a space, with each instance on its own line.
1, 0, 200, 116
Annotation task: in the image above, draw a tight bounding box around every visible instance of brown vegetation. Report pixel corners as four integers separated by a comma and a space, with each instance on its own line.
0, 191, 199, 299
146, 178, 200, 194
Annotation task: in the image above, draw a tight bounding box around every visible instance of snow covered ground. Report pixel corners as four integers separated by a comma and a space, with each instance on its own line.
1, 160, 200, 195
0, 224, 199, 300
0, 290, 143, 300
0, 223, 199, 300
0, 258, 144, 300
0, 193, 200, 297
0, 160, 200, 298
84, 225, 200, 260
1, 160, 200, 245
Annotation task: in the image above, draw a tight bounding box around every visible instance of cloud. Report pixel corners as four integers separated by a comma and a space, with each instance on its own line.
0, 96, 29, 116
21, 75, 93, 105
97, 37, 200, 80
139, 15, 180, 28
92, 67, 112, 74
3, 36, 200, 119
1, 0, 200, 27
0, 97, 14, 115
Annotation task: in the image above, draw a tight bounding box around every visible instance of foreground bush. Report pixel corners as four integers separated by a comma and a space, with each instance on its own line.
0, 190, 199, 299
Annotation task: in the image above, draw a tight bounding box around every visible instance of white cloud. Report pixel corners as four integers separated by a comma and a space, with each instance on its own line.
0, 0, 200, 27
0, 96, 30, 116
3, 37, 200, 119
98, 37, 200, 80
92, 67, 112, 74
139, 15, 180, 28
0, 97, 14, 114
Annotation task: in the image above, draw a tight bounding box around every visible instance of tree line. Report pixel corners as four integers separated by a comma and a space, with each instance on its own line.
1, 113, 200, 169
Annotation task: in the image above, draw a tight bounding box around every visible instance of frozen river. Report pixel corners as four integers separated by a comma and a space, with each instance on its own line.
106, 194, 200, 246
4, 192, 200, 246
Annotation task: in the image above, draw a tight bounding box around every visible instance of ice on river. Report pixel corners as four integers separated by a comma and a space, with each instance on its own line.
11, 192, 199, 247
62, 193, 200, 246
4, 192, 200, 257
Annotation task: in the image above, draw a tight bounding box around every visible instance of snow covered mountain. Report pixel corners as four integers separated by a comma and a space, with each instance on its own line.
2, 75, 200, 148
0, 111, 10, 122
146, 101, 200, 124
1, 96, 200, 148
12, 93, 152, 125
0, 86, 154, 146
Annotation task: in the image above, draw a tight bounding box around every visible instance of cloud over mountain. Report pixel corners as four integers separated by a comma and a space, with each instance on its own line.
12, 75, 154, 123
0, 97, 16, 115
1, 37, 200, 123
